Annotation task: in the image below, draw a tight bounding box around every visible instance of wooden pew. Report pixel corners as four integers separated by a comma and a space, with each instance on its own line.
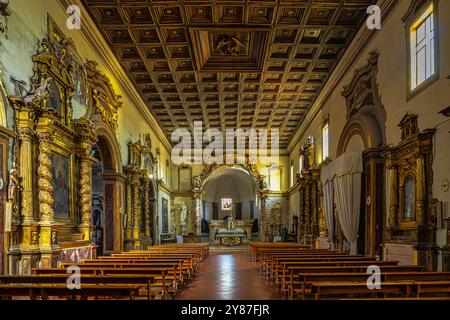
0, 274, 159, 300
66, 260, 192, 286
249, 243, 312, 261
87, 258, 196, 282
111, 253, 201, 270
284, 265, 424, 298
276, 260, 399, 288
309, 281, 415, 300
289, 271, 450, 299
0, 283, 141, 300
309, 279, 450, 300
415, 281, 450, 297
261, 252, 351, 273
33, 267, 176, 298
0, 244, 210, 300
267, 256, 370, 281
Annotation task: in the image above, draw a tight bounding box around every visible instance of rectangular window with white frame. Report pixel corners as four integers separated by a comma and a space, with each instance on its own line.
409, 3, 436, 91
322, 123, 329, 162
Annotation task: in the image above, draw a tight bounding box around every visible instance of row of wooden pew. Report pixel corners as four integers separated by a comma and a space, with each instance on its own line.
0, 243, 209, 300
250, 242, 450, 300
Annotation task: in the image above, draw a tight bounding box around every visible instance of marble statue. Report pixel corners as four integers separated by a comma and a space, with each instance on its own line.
227, 216, 236, 231
171, 200, 188, 236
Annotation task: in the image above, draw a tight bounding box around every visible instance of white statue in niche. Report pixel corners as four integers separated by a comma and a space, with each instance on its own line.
171, 200, 188, 236
179, 202, 187, 234
227, 216, 236, 231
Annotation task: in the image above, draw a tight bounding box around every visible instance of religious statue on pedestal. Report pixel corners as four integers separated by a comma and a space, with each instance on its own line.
171, 200, 188, 236
227, 216, 236, 231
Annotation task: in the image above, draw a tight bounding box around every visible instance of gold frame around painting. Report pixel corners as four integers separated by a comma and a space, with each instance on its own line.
50, 145, 75, 224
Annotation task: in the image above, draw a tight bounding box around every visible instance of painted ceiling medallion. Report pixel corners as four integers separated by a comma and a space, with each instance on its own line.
214, 34, 246, 56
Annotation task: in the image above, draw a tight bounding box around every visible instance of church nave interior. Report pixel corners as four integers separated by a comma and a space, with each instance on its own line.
0, 0, 449, 306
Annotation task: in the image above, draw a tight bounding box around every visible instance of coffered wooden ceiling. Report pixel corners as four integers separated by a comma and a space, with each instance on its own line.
82, 0, 375, 149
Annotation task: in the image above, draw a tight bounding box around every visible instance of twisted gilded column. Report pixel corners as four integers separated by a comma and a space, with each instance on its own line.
317, 182, 327, 236
298, 180, 305, 243
37, 131, 54, 268
260, 190, 269, 242
311, 179, 318, 238
143, 172, 151, 238
304, 178, 311, 242
79, 153, 96, 242
416, 155, 426, 226
124, 172, 133, 245
192, 189, 202, 235
74, 119, 97, 244
388, 165, 398, 227
132, 171, 141, 249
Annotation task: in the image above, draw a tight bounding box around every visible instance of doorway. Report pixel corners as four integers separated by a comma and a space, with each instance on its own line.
91, 137, 117, 255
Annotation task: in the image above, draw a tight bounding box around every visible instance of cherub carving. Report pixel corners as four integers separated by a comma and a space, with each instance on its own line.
7, 164, 19, 201
22, 77, 53, 104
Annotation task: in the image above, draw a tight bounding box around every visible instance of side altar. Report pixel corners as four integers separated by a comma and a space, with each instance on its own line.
209, 218, 254, 246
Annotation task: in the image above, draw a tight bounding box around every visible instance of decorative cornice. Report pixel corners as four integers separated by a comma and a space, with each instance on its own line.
287, 0, 399, 153
57, 0, 172, 153
286, 181, 300, 196
267, 190, 288, 197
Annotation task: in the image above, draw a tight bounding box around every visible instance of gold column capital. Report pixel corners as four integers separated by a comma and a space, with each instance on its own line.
17, 127, 35, 141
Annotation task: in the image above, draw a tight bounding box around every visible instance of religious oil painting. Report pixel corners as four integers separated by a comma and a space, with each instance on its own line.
403, 175, 416, 220
162, 198, 169, 234
221, 197, 233, 211
52, 152, 70, 218
46, 81, 62, 114
48, 15, 88, 116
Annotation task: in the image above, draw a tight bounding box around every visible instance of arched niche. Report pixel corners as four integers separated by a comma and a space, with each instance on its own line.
95, 124, 122, 173
337, 113, 384, 156
191, 162, 269, 241
203, 167, 257, 220
345, 133, 366, 153
83, 60, 124, 254
335, 51, 387, 257
338, 51, 386, 156
203, 169, 256, 203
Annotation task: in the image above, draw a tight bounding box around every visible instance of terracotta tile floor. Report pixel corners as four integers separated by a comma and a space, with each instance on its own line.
175, 248, 285, 300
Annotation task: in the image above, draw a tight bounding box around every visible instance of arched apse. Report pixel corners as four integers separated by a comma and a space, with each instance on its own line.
202, 167, 258, 224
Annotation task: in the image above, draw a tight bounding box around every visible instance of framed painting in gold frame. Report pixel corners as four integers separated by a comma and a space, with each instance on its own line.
50, 147, 75, 223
